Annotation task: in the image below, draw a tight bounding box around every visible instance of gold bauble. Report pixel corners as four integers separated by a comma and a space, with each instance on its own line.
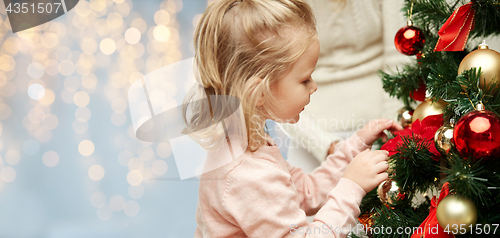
395, 107, 414, 128
434, 124, 454, 155
458, 43, 500, 90
412, 99, 447, 123
436, 195, 477, 234
377, 179, 399, 205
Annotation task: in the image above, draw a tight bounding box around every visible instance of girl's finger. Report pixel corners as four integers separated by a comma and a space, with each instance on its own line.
375, 161, 390, 173
376, 172, 389, 182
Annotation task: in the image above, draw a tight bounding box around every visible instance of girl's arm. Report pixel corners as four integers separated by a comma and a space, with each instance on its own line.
287, 134, 369, 215
221, 155, 366, 238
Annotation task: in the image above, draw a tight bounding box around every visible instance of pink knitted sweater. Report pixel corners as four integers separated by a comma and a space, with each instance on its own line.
194, 134, 368, 238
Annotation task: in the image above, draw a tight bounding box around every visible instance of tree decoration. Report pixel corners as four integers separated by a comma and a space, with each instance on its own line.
434, 119, 454, 155
453, 103, 500, 160
458, 41, 500, 91
395, 1, 425, 55
412, 98, 447, 123
382, 114, 443, 159
436, 195, 478, 234
411, 182, 454, 238
395, 106, 414, 128
434, 2, 475, 51
377, 179, 405, 206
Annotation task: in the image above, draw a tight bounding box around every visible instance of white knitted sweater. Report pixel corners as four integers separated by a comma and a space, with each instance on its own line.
281, 0, 412, 161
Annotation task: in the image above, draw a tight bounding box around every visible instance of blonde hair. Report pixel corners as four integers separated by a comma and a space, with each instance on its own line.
184, 0, 317, 152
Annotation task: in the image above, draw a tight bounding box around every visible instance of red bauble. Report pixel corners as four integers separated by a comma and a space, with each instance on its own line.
410, 82, 426, 101
394, 25, 425, 55
453, 109, 500, 160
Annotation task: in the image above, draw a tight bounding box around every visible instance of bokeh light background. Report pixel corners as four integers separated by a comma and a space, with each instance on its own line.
0, 0, 210, 237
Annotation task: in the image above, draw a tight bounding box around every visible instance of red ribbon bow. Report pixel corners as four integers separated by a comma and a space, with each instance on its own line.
434, 2, 476, 51
410, 182, 454, 238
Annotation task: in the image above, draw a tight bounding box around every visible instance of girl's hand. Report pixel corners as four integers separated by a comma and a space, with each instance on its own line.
342, 149, 389, 193
356, 119, 403, 147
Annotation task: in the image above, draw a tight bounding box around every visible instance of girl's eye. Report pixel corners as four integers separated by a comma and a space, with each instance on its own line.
302, 79, 311, 84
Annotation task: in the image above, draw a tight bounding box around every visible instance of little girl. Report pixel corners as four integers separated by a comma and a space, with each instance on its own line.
187, 0, 402, 237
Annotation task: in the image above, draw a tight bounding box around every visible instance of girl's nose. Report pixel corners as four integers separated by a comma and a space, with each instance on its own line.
310, 79, 317, 95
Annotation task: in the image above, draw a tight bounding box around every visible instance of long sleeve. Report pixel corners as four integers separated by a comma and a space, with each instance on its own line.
287, 133, 369, 215
221, 158, 366, 238
217, 134, 367, 238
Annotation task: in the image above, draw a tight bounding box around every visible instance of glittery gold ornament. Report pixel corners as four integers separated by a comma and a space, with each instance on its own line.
458, 41, 500, 91
436, 195, 477, 234
395, 107, 414, 128
377, 179, 400, 205
412, 98, 447, 123
434, 122, 454, 155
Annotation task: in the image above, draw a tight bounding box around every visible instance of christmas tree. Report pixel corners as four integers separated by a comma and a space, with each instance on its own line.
355, 1, 500, 237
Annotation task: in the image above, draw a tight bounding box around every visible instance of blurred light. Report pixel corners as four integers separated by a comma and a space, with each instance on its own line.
125, 28, 141, 44
75, 0, 92, 16
124, 200, 140, 217
156, 142, 172, 159
16, 28, 35, 40
81, 73, 98, 90
78, 140, 95, 156
40, 32, 59, 49
127, 157, 144, 171
111, 112, 127, 126
58, 60, 76, 76
109, 195, 125, 211
64, 76, 80, 92
114, 1, 131, 17
97, 205, 113, 221
128, 184, 144, 199
107, 12, 124, 29
113, 0, 125, 3
49, 22, 67, 38
100, 38, 116, 55
27, 83, 46, 100
139, 147, 155, 162
39, 88, 55, 106
192, 14, 202, 28
55, 46, 71, 61
0, 55, 15, 72
73, 91, 90, 107
153, 25, 170, 42
23, 139, 40, 155
0, 103, 11, 119
72, 13, 90, 29
117, 151, 132, 167
130, 18, 147, 34
5, 149, 21, 165
81, 38, 98, 55
42, 114, 59, 130
90, 191, 106, 208
33, 127, 52, 143
27, 63, 45, 79
88, 164, 105, 181
0, 71, 6, 87
111, 97, 127, 113
154, 10, 170, 25
61, 89, 76, 104
73, 120, 89, 134
42, 151, 59, 167
127, 170, 143, 186
0, 166, 16, 183
152, 160, 168, 176
75, 107, 92, 122
0, 81, 16, 97
2, 37, 19, 56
